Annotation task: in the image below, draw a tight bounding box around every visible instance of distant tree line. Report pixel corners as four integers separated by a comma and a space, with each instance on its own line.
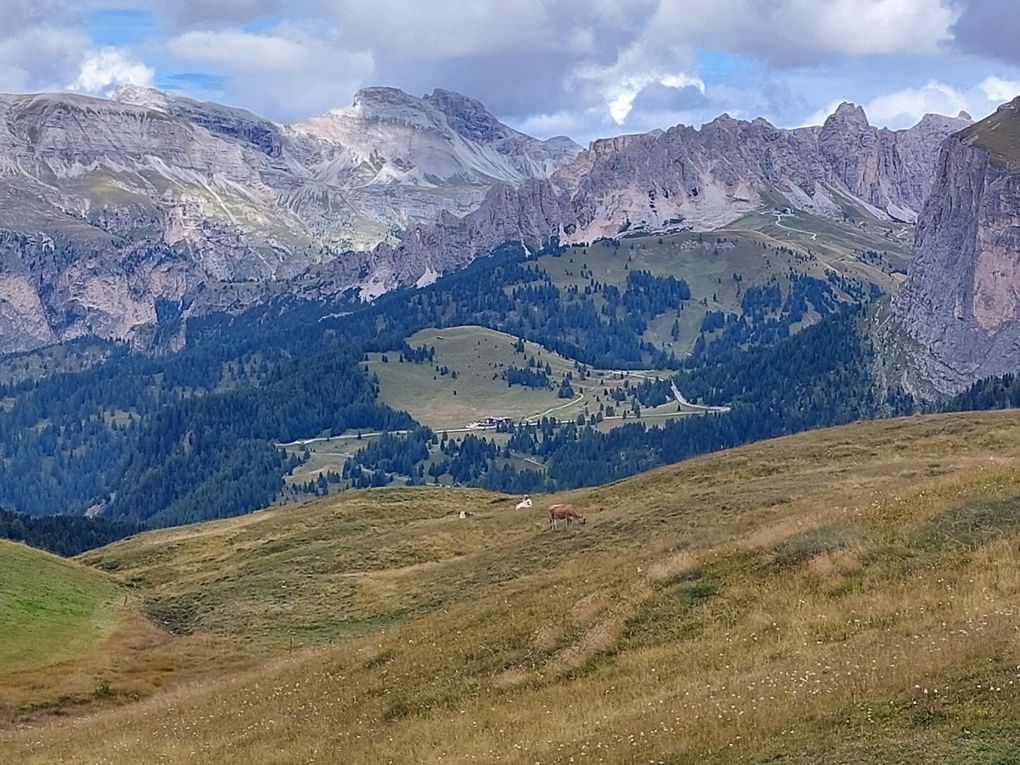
0, 507, 141, 556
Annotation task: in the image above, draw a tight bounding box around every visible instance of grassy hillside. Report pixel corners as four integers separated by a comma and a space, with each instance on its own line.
282, 325, 691, 489
0, 539, 259, 725
367, 325, 681, 431
552, 220, 908, 356
963, 97, 1020, 165
0, 540, 124, 716
7, 411, 1020, 761
369, 325, 590, 429
0, 540, 122, 672
278, 218, 905, 495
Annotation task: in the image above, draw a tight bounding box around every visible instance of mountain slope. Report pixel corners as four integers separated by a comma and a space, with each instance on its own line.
5, 411, 1020, 761
560, 104, 971, 237
0, 86, 579, 353
0, 539, 121, 673
893, 97, 1020, 393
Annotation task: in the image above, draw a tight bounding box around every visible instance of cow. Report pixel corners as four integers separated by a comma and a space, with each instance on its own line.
548, 503, 586, 529
515, 494, 534, 511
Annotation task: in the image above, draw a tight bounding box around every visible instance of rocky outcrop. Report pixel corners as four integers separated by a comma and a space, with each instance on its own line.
819, 105, 973, 223
312, 179, 573, 299
893, 98, 1020, 393
286, 87, 581, 249
551, 105, 971, 242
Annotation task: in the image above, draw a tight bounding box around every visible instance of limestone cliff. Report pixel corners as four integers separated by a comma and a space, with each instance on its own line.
893, 97, 1020, 393
552, 104, 971, 242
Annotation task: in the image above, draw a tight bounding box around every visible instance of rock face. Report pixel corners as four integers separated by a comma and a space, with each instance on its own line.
286, 87, 581, 250
818, 106, 974, 223
0, 86, 579, 352
893, 98, 1020, 394
553, 105, 971, 241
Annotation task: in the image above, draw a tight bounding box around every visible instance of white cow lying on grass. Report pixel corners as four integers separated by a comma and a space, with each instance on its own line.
515, 495, 533, 511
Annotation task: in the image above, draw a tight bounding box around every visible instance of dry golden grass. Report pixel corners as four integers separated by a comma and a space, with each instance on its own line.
7, 412, 1020, 762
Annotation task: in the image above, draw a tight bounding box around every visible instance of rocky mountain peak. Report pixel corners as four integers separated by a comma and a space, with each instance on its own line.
110, 84, 171, 111
424, 88, 505, 142
706, 113, 737, 128
0, 82, 973, 356
823, 102, 870, 130
0, 85, 585, 352
915, 111, 973, 131
342, 86, 440, 129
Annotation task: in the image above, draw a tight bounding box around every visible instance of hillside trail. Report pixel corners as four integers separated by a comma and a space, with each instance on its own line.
526, 392, 585, 422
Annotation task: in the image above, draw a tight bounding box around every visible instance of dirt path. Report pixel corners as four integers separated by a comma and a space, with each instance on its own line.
527, 392, 585, 422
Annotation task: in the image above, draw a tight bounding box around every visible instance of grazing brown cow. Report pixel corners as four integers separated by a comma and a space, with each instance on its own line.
548, 503, 586, 529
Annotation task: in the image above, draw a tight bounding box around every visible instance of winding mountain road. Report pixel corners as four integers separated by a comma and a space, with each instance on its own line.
773, 214, 818, 240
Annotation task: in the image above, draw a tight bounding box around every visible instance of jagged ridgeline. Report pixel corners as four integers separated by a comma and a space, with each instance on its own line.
0, 239, 882, 531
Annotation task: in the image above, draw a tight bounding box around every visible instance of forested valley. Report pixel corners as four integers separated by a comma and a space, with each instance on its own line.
0, 238, 992, 552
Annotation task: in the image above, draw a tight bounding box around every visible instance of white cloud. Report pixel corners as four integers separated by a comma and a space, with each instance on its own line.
564, 0, 957, 130
861, 76, 1020, 129
0, 24, 87, 93
795, 76, 1020, 132
166, 23, 375, 119
641, 0, 957, 68
0, 0, 1003, 145
605, 74, 706, 125
661, 74, 705, 91
330, 0, 557, 59
516, 108, 614, 142
864, 80, 970, 128
69, 47, 154, 96
0, 0, 82, 34
979, 75, 1020, 105
797, 0, 957, 57
168, 30, 307, 72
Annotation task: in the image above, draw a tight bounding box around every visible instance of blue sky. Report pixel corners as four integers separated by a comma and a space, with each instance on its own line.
2, 1, 1020, 143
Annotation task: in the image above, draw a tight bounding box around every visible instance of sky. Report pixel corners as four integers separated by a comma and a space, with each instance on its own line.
1, 0, 1019, 144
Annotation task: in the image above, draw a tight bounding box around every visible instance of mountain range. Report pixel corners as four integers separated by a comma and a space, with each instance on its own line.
343, 102, 972, 301
0, 85, 581, 350
0, 86, 972, 355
